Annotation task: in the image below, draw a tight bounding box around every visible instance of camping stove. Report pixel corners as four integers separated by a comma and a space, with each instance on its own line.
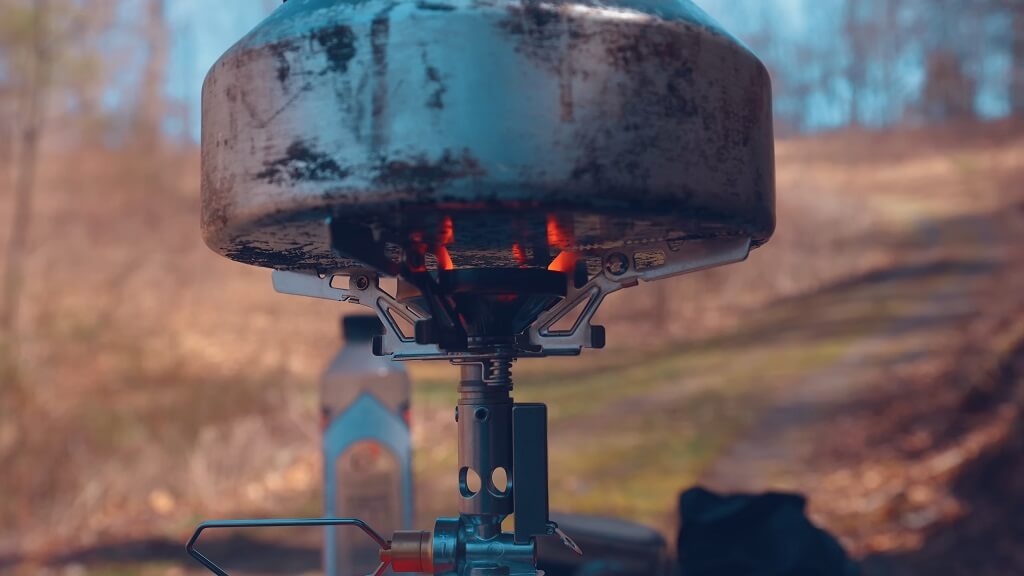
189, 234, 752, 576
187, 0, 774, 573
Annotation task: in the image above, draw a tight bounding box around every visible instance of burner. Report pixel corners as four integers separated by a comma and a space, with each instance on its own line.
398, 268, 569, 346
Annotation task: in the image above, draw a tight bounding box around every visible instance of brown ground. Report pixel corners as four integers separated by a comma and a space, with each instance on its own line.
1, 120, 1023, 574
703, 173, 1024, 574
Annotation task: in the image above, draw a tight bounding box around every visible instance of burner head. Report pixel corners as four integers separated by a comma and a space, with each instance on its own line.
201, 0, 775, 272
398, 268, 568, 344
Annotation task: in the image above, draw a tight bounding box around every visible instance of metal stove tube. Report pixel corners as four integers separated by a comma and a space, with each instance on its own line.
389, 355, 538, 575
458, 361, 514, 535
420, 356, 538, 576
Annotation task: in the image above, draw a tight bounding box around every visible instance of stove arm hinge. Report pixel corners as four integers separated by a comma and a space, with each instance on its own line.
271, 269, 440, 358
529, 237, 753, 355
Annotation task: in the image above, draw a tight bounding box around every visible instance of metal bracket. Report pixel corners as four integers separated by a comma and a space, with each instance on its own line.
529, 237, 751, 355
272, 270, 439, 359
273, 237, 751, 360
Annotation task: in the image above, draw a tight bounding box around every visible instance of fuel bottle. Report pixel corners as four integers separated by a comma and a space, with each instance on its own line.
322, 315, 413, 576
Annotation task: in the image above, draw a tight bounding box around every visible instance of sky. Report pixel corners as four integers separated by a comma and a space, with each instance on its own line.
164, 0, 1012, 139
167, 0, 276, 140
166, 0, 807, 140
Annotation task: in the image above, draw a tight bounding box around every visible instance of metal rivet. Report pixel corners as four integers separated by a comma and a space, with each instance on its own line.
354, 276, 371, 290
604, 253, 630, 276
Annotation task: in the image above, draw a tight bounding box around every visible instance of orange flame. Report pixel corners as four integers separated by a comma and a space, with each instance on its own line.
546, 215, 572, 249
549, 251, 578, 273
512, 243, 528, 267
435, 216, 455, 270
546, 215, 578, 273
435, 245, 454, 270
438, 216, 455, 245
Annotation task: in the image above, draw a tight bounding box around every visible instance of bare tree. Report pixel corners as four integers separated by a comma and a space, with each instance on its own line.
922, 51, 976, 121
1, 0, 52, 342
844, 0, 867, 125
135, 0, 168, 151
0, 76, 13, 205
1013, 5, 1024, 117
877, 0, 904, 124
175, 17, 196, 147
915, 0, 995, 122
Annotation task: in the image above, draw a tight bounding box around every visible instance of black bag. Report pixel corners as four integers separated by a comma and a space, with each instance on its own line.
677, 487, 859, 576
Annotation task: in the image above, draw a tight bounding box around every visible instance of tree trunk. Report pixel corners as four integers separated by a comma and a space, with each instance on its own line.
0, 93, 12, 201
1, 0, 51, 342
1013, 6, 1024, 117
136, 0, 168, 151
845, 0, 863, 126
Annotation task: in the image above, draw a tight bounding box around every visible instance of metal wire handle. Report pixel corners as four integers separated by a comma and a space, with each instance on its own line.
187, 517, 392, 576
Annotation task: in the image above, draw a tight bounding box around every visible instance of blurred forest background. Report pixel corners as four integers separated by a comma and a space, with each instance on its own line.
1, 0, 1024, 575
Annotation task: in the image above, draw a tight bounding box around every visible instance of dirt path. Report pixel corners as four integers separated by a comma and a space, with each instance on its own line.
699, 207, 1011, 553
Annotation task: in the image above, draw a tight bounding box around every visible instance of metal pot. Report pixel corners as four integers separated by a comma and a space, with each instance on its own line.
201, 0, 775, 271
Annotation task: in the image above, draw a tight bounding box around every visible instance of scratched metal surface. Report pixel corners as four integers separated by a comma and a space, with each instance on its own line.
201, 0, 775, 272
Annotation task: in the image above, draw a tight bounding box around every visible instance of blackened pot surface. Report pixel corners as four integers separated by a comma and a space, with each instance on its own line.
201, 0, 775, 271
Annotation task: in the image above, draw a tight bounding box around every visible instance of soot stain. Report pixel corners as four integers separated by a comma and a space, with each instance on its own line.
226, 243, 310, 269
497, 3, 575, 76
257, 141, 350, 185
268, 39, 301, 85
375, 149, 486, 191
370, 13, 391, 125
500, 1, 562, 35
314, 25, 357, 74
569, 156, 604, 184
416, 1, 457, 10
371, 16, 390, 63
423, 59, 447, 110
